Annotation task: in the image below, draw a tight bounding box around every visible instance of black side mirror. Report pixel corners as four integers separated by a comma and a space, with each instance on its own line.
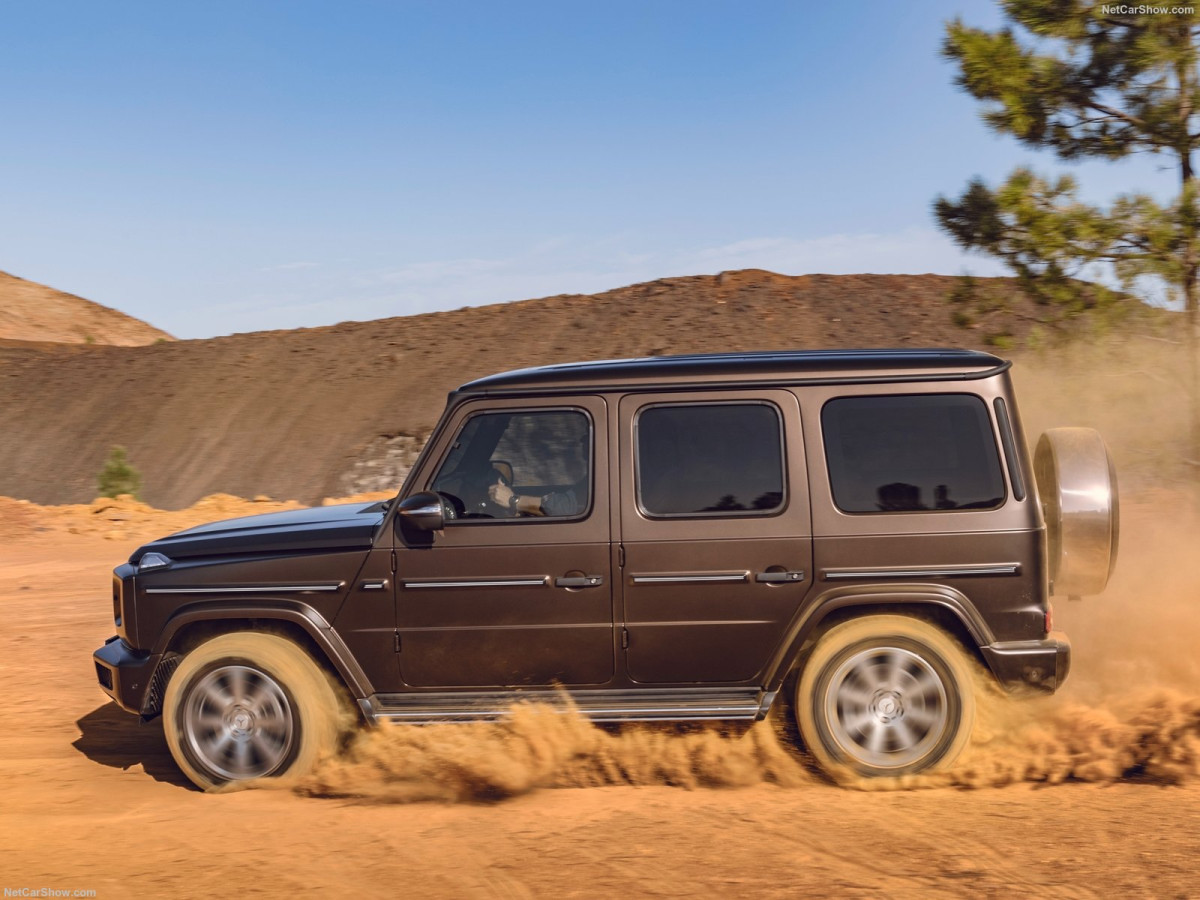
397, 491, 453, 531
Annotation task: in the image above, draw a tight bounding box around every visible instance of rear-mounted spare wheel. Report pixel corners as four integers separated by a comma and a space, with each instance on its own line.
1034, 427, 1120, 597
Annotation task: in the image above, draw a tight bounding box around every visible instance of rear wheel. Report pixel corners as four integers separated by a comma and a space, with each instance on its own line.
163, 632, 343, 791
796, 616, 976, 779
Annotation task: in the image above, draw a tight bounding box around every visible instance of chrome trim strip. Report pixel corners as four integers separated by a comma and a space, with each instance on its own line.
361, 580, 388, 591
371, 704, 763, 724
822, 564, 1021, 581
626, 619, 773, 627
363, 688, 767, 724
145, 584, 343, 594
630, 573, 749, 585
402, 577, 550, 589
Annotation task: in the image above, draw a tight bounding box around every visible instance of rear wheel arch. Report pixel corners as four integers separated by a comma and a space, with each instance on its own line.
767, 588, 992, 692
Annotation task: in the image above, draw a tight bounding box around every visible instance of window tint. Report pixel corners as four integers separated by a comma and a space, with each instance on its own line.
822, 395, 1005, 513
636, 403, 785, 517
431, 409, 590, 519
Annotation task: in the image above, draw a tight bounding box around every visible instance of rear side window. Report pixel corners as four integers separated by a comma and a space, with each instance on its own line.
822, 394, 1005, 513
636, 403, 785, 517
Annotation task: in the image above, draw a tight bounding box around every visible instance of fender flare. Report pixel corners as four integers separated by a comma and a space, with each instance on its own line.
151, 599, 373, 699
762, 583, 995, 693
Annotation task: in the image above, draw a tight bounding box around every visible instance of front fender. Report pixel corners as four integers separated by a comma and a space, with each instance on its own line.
151, 599, 373, 699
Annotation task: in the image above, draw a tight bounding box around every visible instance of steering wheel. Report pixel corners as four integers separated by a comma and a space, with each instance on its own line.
456, 469, 514, 518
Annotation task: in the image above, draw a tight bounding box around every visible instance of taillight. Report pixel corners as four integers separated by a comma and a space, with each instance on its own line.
112, 576, 122, 628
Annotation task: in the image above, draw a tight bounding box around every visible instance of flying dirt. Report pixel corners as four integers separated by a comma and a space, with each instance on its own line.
2, 340, 1199, 897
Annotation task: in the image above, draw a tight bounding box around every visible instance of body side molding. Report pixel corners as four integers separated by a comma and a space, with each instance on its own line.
145, 583, 344, 594
821, 563, 1020, 580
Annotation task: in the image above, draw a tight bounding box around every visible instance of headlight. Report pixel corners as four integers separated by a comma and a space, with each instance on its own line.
138, 552, 173, 572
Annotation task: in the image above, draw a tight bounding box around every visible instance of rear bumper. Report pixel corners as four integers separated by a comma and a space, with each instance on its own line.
980, 631, 1071, 692
93, 636, 161, 715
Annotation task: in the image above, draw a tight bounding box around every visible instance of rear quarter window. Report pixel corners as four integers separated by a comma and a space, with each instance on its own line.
822, 394, 1005, 513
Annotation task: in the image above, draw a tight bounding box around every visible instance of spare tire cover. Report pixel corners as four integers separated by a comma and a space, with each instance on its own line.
1033, 427, 1120, 597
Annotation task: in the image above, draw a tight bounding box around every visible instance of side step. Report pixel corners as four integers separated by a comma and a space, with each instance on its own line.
359, 687, 777, 725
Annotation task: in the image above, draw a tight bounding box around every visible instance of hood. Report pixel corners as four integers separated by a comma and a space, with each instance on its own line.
130, 500, 389, 562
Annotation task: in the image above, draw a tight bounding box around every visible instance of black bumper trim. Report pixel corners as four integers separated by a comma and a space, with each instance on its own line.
980, 631, 1071, 692
93, 637, 161, 715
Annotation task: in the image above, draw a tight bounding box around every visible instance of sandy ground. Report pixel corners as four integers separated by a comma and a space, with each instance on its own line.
2, 497, 1199, 899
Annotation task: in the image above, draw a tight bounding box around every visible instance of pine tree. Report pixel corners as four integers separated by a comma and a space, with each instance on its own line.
936, 2, 1200, 456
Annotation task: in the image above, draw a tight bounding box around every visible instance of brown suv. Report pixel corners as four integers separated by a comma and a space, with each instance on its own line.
93, 349, 1118, 789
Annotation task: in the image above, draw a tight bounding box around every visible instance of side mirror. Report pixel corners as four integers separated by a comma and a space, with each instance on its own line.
397, 491, 453, 531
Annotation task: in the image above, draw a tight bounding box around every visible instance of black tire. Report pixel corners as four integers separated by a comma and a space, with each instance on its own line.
162, 632, 343, 791
796, 616, 976, 779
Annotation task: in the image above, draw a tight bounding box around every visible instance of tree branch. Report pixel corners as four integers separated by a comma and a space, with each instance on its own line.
1083, 100, 1150, 132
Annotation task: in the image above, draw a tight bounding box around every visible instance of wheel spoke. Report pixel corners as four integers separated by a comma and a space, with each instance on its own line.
910, 665, 941, 696
880, 649, 905, 691
863, 720, 887, 754
226, 667, 248, 704
839, 706, 876, 737
195, 711, 225, 730
233, 738, 252, 774
891, 718, 919, 750
837, 683, 874, 707
250, 730, 283, 761
204, 730, 234, 759
904, 704, 939, 731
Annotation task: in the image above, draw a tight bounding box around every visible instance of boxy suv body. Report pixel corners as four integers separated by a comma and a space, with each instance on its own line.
93, 349, 1118, 788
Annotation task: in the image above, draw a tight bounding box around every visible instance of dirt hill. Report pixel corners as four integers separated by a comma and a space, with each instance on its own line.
0, 270, 173, 346
0, 270, 1164, 508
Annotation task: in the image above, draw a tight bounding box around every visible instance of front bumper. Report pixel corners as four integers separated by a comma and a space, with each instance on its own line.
93, 636, 162, 715
980, 631, 1071, 692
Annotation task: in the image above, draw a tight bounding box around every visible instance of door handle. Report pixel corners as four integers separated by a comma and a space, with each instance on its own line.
555, 575, 605, 588
755, 570, 806, 583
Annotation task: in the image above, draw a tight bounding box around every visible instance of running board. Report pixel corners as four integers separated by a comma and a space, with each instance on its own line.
359, 687, 777, 725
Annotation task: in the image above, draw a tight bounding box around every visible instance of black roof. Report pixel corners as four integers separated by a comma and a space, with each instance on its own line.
458, 348, 1007, 393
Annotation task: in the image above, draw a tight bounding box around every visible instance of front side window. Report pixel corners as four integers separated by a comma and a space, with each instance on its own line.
822, 394, 1005, 513
431, 409, 591, 520
636, 403, 785, 517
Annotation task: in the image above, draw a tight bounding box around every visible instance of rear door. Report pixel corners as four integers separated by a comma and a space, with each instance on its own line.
617, 390, 813, 684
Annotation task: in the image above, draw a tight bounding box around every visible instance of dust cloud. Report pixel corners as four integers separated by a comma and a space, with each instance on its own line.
295, 702, 810, 802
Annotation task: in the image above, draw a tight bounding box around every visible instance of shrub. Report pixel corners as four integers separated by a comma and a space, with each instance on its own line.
97, 446, 142, 499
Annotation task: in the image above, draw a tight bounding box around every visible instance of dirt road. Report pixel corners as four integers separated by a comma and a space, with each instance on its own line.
1, 501, 1198, 899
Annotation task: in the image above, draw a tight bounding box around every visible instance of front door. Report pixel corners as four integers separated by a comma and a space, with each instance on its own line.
618, 390, 813, 684
395, 397, 614, 688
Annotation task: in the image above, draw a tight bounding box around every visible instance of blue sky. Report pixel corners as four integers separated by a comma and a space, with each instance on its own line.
0, 1, 1184, 339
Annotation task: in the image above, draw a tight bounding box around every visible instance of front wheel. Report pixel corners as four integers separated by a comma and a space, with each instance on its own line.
796, 616, 976, 779
163, 632, 344, 791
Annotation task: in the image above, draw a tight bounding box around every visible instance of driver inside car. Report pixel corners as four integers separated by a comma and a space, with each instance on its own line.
487, 433, 589, 517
